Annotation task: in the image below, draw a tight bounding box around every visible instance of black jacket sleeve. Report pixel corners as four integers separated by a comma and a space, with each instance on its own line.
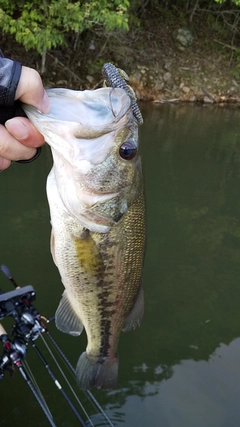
0, 50, 41, 163
0, 50, 26, 124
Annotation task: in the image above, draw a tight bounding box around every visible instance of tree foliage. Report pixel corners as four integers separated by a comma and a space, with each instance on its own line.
215, 0, 240, 4
0, 0, 129, 71
1, 0, 240, 73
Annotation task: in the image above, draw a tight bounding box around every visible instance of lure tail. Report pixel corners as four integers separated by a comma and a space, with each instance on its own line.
76, 352, 119, 390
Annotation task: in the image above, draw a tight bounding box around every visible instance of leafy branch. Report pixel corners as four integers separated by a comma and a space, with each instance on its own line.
0, 0, 130, 73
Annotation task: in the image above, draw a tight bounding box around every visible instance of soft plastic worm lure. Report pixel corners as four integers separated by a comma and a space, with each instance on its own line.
102, 62, 143, 125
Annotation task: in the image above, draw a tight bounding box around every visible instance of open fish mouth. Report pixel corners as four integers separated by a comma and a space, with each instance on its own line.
24, 87, 132, 128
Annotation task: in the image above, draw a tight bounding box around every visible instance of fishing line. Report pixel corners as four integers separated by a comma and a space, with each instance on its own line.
109, 88, 117, 118
44, 326, 114, 427
86, 391, 115, 427
39, 331, 93, 427
0, 264, 115, 427
43, 327, 101, 422
18, 364, 57, 427
0, 324, 56, 427
30, 338, 87, 427
23, 359, 53, 418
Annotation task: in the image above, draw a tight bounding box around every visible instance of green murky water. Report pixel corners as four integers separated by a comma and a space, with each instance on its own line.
1, 103, 240, 426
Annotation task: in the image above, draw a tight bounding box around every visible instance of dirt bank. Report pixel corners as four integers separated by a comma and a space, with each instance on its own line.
128, 28, 240, 105
2, 18, 240, 105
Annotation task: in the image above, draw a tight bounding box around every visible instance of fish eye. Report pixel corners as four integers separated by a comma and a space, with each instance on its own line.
119, 139, 137, 160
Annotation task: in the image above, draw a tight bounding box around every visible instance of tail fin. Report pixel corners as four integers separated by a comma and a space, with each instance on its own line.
76, 352, 119, 390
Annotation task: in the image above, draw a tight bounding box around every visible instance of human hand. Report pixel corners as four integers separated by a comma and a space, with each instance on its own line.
0, 66, 50, 170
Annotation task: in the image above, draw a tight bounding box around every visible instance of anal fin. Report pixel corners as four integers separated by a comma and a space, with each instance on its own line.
122, 284, 144, 332
55, 290, 84, 336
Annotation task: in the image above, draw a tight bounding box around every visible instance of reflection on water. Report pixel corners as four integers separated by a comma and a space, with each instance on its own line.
1, 104, 240, 426
108, 338, 240, 427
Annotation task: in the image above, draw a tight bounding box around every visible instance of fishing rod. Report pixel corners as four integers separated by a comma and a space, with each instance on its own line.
30, 339, 87, 426
41, 320, 115, 427
0, 322, 56, 427
0, 264, 114, 427
0, 265, 87, 425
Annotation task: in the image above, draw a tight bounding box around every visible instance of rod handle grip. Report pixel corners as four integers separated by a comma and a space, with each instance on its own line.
0, 323, 7, 336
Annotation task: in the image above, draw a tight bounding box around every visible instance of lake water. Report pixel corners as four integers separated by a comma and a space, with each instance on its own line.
1, 103, 240, 426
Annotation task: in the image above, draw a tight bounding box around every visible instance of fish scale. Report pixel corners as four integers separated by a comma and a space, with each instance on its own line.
23, 81, 145, 390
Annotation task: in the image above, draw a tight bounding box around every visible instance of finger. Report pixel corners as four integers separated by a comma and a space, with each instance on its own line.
0, 124, 37, 161
15, 66, 50, 113
5, 117, 45, 148
0, 156, 11, 170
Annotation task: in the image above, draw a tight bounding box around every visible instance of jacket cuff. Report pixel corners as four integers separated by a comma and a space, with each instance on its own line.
0, 54, 22, 107
5, 60, 22, 106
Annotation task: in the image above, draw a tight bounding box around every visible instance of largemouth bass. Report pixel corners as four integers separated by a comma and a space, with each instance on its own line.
23, 83, 145, 390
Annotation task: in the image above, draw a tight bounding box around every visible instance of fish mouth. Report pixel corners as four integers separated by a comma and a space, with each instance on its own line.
44, 87, 131, 126
23, 87, 134, 166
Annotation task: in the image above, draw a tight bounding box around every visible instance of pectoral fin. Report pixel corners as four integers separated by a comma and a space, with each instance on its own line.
55, 290, 84, 336
122, 284, 144, 332
50, 229, 57, 265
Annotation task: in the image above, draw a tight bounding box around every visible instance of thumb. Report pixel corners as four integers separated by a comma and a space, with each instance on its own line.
15, 66, 50, 113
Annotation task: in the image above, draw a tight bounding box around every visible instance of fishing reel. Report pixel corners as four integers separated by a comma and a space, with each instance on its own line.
0, 285, 43, 341
0, 265, 112, 427
0, 333, 27, 379
16, 309, 43, 341
0, 282, 45, 379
